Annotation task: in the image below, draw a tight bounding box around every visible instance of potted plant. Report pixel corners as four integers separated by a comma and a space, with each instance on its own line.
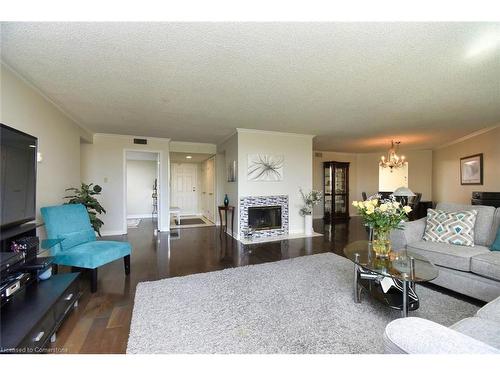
64, 183, 106, 236
299, 189, 323, 235
352, 196, 412, 257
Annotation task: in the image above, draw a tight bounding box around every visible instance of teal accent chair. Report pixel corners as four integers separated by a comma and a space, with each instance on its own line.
41, 203, 131, 293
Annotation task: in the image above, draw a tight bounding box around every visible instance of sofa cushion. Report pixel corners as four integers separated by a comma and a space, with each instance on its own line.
451, 317, 500, 350
384, 317, 500, 354
471, 252, 500, 281
436, 203, 496, 246
53, 240, 131, 269
423, 209, 477, 247
58, 228, 96, 251
407, 240, 490, 272
476, 295, 500, 323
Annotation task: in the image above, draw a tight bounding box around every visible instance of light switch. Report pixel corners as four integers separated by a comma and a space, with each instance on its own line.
104, 177, 108, 183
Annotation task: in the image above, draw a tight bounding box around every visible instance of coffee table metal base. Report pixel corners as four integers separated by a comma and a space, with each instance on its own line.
353, 256, 419, 317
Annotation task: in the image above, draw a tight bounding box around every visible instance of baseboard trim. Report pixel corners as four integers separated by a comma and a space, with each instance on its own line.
127, 214, 152, 219
101, 230, 127, 236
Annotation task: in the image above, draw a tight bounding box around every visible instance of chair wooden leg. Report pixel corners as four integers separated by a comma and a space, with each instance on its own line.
90, 268, 98, 293
124, 255, 131, 275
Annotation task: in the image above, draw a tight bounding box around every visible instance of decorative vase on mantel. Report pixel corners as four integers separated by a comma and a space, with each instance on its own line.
223, 194, 229, 207
372, 227, 392, 258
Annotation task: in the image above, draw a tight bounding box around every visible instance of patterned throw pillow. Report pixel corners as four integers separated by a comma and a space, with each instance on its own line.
423, 209, 477, 247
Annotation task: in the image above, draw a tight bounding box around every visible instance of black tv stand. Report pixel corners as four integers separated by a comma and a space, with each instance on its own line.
0, 224, 81, 353
0, 273, 80, 353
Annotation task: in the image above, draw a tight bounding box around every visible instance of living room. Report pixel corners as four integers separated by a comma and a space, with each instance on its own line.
1, 1, 499, 373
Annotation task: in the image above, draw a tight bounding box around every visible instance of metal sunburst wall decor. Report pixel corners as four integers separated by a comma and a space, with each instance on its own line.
247, 154, 284, 181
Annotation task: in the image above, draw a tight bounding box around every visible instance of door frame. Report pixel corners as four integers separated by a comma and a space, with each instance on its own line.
123, 149, 163, 234
206, 155, 217, 223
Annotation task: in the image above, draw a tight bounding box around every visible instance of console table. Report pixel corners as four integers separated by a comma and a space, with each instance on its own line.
218, 205, 235, 236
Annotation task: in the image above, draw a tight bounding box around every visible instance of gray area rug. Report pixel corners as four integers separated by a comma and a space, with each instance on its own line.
127, 253, 479, 354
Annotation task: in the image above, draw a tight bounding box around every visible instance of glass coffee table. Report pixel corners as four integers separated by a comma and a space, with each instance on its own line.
344, 240, 438, 317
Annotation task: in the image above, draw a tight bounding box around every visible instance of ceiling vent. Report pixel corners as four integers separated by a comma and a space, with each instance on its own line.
133, 138, 147, 145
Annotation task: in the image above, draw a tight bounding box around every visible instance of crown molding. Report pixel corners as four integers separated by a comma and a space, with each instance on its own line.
94, 132, 171, 142
236, 128, 315, 138
435, 124, 500, 150
313, 149, 358, 156
217, 130, 238, 147
170, 140, 217, 148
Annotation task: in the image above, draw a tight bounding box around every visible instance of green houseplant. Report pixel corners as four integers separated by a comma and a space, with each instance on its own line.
64, 183, 106, 236
299, 189, 323, 235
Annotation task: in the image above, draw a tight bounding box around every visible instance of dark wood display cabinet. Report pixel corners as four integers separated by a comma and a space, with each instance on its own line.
323, 161, 350, 223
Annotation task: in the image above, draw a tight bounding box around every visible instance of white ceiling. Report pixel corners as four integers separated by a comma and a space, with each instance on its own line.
1, 22, 500, 152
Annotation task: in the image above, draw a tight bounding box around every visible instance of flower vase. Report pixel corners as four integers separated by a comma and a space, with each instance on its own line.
224, 194, 229, 207
372, 228, 392, 258
304, 214, 313, 235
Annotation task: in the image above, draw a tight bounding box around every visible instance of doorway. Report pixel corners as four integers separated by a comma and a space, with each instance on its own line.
124, 150, 161, 233
170, 152, 216, 228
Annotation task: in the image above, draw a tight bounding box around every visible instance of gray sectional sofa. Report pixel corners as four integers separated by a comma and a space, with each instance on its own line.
391, 202, 500, 302
383, 295, 500, 353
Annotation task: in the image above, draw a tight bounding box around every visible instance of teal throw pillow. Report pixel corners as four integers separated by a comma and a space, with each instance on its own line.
58, 228, 96, 251
491, 227, 500, 251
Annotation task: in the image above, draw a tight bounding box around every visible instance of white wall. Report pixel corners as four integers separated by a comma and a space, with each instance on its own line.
216, 133, 238, 231
379, 164, 408, 191
1, 64, 90, 225
169, 141, 216, 154
126, 160, 157, 218
433, 126, 500, 204
355, 151, 433, 202
238, 129, 313, 235
81, 134, 170, 234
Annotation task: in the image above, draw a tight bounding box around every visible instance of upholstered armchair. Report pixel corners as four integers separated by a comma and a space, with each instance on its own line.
41, 203, 132, 293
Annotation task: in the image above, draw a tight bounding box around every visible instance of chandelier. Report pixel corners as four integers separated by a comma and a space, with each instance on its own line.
379, 140, 407, 171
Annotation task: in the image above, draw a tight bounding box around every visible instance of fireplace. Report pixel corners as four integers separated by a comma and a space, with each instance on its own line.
248, 206, 282, 231
239, 195, 289, 239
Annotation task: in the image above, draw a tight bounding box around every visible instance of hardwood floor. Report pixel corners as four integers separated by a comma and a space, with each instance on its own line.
49, 218, 367, 353
49, 217, 480, 353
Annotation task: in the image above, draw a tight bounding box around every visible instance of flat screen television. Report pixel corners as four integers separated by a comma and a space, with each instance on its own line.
0, 124, 37, 229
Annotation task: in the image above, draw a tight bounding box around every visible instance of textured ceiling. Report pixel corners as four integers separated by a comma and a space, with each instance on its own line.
1, 22, 500, 152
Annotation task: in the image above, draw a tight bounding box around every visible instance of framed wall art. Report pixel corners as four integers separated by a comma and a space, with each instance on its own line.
460, 153, 483, 185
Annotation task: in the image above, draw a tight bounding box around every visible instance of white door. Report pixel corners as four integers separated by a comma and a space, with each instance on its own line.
171, 163, 198, 215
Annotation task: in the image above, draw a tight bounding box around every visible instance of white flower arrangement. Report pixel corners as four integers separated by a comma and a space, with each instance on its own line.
352, 195, 412, 231
299, 189, 323, 216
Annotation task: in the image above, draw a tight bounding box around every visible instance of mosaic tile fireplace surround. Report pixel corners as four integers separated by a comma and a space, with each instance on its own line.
239, 195, 289, 239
